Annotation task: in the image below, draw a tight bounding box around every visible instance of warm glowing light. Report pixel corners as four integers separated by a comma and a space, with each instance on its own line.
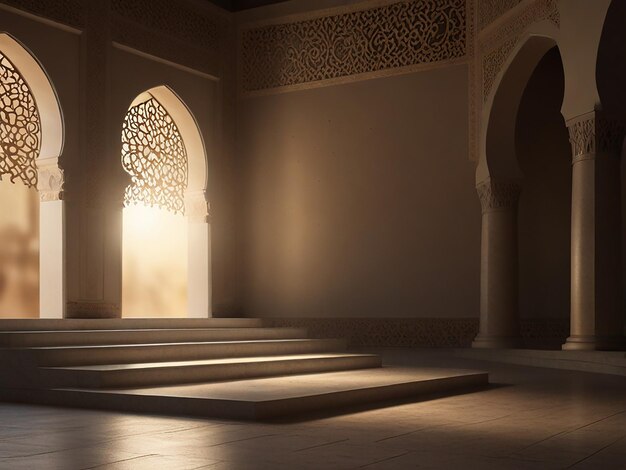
122, 204, 187, 317
0, 177, 39, 318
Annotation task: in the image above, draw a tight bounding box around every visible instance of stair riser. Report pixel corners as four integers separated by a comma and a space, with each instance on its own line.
46, 356, 382, 389
0, 328, 308, 347
33, 339, 347, 366
0, 318, 263, 331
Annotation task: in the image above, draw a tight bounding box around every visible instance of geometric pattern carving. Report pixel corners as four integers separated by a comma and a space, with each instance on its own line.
476, 178, 522, 213
0, 0, 85, 28
263, 318, 569, 348
0, 51, 40, 188
264, 318, 480, 348
121, 97, 188, 214
567, 112, 626, 159
241, 0, 467, 92
481, 0, 559, 100
478, 0, 523, 30
111, 0, 221, 51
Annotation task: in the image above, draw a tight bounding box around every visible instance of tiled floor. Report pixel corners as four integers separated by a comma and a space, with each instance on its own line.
1, 350, 625, 469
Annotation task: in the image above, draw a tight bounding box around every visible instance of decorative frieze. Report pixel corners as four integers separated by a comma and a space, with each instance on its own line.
264, 318, 479, 348
478, 0, 523, 31
567, 112, 626, 160
476, 178, 521, 213
262, 317, 568, 348
0, 0, 85, 28
66, 302, 120, 319
111, 0, 223, 51
241, 0, 468, 93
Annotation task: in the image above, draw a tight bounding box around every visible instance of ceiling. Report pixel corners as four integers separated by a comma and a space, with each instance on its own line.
207, 0, 289, 12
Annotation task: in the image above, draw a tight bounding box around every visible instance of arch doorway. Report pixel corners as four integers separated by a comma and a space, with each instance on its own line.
120, 86, 211, 318
0, 33, 64, 319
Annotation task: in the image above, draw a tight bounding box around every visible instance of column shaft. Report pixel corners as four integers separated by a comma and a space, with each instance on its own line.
564, 112, 625, 350
473, 179, 522, 348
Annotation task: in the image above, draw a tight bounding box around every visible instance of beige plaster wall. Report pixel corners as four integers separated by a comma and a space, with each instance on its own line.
516, 48, 571, 321
238, 65, 480, 318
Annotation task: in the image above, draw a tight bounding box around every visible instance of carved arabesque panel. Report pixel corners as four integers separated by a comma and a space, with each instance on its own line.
481, 0, 559, 101
241, 0, 467, 92
121, 97, 188, 213
478, 0, 523, 30
0, 51, 40, 188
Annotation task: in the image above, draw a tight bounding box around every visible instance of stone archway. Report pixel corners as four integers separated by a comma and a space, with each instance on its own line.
120, 86, 211, 318
0, 32, 64, 319
473, 27, 562, 348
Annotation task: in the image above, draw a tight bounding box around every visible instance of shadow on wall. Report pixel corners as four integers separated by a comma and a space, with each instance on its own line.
0, 177, 39, 318
122, 205, 187, 317
516, 47, 571, 321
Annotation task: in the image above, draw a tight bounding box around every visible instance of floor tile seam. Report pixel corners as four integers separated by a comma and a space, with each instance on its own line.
79, 452, 160, 470
292, 437, 350, 452
564, 436, 625, 469
208, 433, 280, 447
357, 450, 411, 468
505, 409, 626, 456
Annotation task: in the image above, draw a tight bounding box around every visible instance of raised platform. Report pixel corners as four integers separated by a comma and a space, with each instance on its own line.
453, 348, 626, 376
0, 319, 488, 419
0, 367, 487, 420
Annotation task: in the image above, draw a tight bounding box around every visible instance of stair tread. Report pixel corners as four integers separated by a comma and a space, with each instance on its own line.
20, 338, 333, 351
1, 327, 298, 334
47, 353, 379, 371
57, 367, 487, 400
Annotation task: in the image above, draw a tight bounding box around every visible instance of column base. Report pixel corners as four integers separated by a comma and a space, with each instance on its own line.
562, 335, 626, 351
472, 335, 522, 349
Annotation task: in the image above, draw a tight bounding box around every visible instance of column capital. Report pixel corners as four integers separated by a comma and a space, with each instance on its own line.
36, 158, 64, 202
185, 190, 211, 224
476, 178, 521, 214
566, 111, 626, 161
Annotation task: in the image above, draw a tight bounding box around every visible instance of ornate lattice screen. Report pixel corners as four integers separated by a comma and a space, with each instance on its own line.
121, 97, 188, 213
0, 51, 41, 188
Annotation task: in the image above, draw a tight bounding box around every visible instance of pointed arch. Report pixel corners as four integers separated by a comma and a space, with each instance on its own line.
121, 85, 211, 318
477, 21, 560, 183
0, 32, 65, 318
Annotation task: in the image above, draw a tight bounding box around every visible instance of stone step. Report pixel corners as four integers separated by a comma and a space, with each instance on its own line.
0, 368, 489, 420
16, 338, 347, 366
43, 353, 382, 389
0, 327, 308, 347
0, 318, 262, 331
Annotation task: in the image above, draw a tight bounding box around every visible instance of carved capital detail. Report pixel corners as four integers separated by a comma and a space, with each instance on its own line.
476, 179, 521, 213
567, 112, 626, 160
36, 159, 64, 202
185, 190, 211, 224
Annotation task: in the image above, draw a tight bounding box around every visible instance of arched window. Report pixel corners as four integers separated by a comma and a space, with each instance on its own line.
121, 86, 210, 318
121, 97, 188, 213
121, 93, 189, 318
0, 50, 41, 317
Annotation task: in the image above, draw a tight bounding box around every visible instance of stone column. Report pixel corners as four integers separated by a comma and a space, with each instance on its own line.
37, 158, 65, 319
473, 178, 522, 348
563, 111, 625, 350
66, 0, 119, 318
186, 190, 212, 318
